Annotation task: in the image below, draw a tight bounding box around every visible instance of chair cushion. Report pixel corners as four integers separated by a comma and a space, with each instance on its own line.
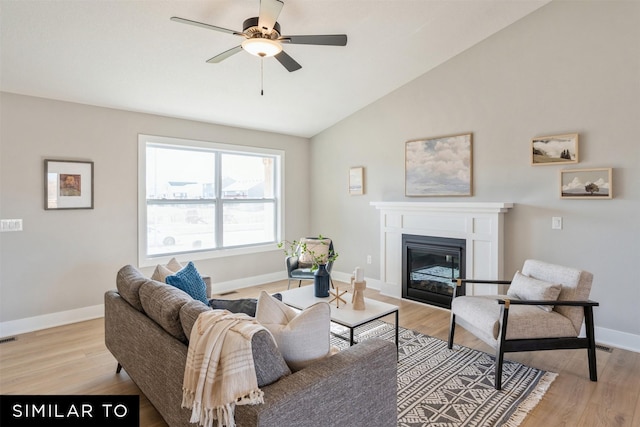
165, 261, 209, 305
507, 271, 561, 312
298, 238, 332, 268
452, 295, 578, 346
290, 268, 314, 279
255, 291, 332, 371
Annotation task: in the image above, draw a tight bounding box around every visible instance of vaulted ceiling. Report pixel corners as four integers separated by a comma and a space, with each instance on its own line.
0, 0, 550, 137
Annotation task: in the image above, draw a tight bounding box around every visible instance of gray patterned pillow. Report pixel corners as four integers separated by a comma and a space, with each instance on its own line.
209, 293, 282, 317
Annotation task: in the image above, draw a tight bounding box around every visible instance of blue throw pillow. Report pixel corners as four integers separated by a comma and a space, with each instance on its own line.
165, 261, 209, 305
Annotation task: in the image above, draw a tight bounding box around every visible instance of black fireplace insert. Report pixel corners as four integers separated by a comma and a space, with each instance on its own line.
402, 234, 465, 309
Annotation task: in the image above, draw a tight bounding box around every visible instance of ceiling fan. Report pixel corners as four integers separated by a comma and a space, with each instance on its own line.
171, 0, 348, 73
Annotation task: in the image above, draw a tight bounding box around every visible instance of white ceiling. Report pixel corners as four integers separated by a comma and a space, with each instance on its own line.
0, 0, 550, 138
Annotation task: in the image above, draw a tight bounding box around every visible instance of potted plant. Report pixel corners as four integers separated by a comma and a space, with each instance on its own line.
278, 235, 338, 297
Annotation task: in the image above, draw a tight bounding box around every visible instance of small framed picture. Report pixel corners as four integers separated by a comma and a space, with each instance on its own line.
531, 133, 578, 165
560, 168, 612, 199
349, 166, 364, 195
44, 159, 94, 209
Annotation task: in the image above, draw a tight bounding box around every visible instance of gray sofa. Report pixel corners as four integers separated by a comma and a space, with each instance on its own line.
105, 265, 397, 427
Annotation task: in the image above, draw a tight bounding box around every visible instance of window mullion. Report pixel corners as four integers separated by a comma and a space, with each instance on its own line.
215, 153, 223, 248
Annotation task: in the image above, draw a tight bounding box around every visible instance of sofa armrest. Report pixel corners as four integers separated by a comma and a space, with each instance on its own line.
235, 338, 397, 427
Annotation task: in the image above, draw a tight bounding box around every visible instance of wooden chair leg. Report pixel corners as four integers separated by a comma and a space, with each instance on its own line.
448, 314, 456, 349
494, 304, 510, 390
585, 306, 598, 381
116, 363, 123, 374
495, 346, 504, 391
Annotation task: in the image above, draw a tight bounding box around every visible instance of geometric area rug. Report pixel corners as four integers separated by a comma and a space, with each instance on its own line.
331, 321, 557, 427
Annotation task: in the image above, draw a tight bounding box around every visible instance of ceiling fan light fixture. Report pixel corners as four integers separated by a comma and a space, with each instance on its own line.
241, 38, 282, 58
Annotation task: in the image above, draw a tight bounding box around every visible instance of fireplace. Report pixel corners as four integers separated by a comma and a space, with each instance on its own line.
371, 202, 513, 300
402, 234, 465, 309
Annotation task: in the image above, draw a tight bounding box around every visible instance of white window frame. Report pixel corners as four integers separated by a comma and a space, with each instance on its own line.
138, 134, 284, 267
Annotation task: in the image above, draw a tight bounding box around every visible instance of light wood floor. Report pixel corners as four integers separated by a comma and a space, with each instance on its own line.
1, 280, 639, 426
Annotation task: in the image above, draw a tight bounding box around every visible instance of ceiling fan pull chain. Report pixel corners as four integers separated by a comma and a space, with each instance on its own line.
261, 57, 264, 96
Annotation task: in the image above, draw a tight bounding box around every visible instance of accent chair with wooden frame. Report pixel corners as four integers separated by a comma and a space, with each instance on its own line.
448, 259, 599, 390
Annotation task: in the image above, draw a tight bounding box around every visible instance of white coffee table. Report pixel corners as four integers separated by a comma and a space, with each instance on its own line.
280, 286, 399, 350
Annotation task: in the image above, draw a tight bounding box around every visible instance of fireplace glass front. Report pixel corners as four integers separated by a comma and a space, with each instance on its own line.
402, 234, 465, 309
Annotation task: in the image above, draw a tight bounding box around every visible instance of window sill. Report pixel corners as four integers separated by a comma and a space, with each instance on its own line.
138, 243, 279, 268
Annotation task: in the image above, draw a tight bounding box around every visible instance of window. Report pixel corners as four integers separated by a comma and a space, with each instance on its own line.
138, 135, 282, 265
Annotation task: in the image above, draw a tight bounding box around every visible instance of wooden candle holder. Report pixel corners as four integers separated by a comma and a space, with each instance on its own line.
350, 276, 366, 310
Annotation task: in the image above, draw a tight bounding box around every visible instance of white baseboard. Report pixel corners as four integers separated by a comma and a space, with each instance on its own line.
4, 273, 639, 356
211, 271, 288, 295
0, 304, 104, 338
595, 326, 640, 353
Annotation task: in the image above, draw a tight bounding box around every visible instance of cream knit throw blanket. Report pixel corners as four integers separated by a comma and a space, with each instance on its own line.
182, 310, 266, 427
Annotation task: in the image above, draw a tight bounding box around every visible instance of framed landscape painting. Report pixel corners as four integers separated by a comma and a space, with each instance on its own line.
531, 133, 578, 165
349, 166, 364, 195
560, 168, 612, 199
405, 133, 472, 197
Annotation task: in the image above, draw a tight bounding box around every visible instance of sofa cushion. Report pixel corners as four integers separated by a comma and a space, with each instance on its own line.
165, 261, 209, 305
116, 265, 149, 312
255, 291, 331, 371
179, 300, 291, 387
507, 271, 562, 312
140, 280, 193, 342
209, 293, 282, 317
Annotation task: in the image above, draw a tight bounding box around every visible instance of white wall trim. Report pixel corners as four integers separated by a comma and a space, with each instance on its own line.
211, 271, 287, 295
0, 304, 104, 338
595, 326, 640, 353
3, 274, 638, 355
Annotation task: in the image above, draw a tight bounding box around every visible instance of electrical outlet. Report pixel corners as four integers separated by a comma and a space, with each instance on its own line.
552, 217, 563, 230
1, 219, 23, 232
366, 255, 372, 264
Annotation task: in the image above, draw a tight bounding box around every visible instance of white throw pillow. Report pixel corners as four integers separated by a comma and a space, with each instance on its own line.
298, 238, 331, 268
507, 271, 562, 312
150, 257, 183, 282
255, 291, 331, 371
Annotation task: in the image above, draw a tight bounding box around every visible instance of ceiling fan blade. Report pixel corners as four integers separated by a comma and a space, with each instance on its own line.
170, 17, 243, 36
206, 46, 243, 63
280, 34, 347, 46
258, 0, 284, 35
275, 51, 302, 72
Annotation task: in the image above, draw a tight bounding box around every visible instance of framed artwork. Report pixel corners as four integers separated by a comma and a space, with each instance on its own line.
349, 167, 364, 195
405, 133, 472, 197
531, 133, 578, 165
44, 159, 94, 209
560, 168, 612, 199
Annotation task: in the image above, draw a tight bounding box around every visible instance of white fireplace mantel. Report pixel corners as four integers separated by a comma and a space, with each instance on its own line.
370, 202, 514, 299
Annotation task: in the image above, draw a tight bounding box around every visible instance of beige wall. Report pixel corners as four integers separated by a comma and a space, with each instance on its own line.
310, 1, 640, 347
0, 93, 310, 325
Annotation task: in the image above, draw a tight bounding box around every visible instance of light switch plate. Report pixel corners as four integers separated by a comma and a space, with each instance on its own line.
552, 217, 563, 230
